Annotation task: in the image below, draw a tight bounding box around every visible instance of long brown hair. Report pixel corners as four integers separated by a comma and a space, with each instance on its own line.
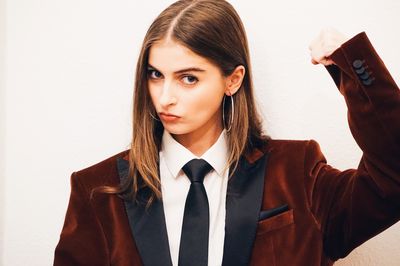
96, 0, 269, 207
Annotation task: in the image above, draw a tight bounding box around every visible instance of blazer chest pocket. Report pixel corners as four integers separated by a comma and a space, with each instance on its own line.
257, 205, 294, 235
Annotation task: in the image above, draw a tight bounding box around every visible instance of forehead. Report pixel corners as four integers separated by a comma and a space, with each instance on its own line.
148, 39, 218, 72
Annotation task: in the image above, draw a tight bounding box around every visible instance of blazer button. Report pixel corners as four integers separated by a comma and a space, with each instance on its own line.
353, 59, 363, 69
362, 78, 374, 86
359, 71, 370, 80
355, 67, 365, 74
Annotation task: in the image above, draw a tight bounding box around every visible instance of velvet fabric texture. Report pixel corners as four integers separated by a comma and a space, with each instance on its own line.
54, 32, 400, 266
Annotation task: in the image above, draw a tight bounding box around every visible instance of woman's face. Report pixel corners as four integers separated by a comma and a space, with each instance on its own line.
147, 39, 227, 142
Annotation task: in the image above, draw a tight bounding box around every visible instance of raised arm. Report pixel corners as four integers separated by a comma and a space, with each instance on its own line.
307, 30, 400, 259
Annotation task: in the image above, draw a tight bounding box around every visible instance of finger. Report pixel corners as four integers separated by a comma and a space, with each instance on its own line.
310, 49, 326, 64
320, 57, 335, 66
310, 42, 339, 63
320, 58, 329, 65
324, 58, 334, 66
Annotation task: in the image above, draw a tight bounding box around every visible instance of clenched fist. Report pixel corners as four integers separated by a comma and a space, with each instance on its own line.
309, 28, 350, 66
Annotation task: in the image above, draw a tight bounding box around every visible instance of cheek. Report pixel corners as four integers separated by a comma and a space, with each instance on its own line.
148, 84, 159, 105
185, 87, 224, 116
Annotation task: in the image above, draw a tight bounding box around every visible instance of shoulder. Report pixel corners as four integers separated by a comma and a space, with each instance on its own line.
257, 138, 324, 165
256, 139, 328, 187
72, 149, 130, 190
263, 138, 321, 154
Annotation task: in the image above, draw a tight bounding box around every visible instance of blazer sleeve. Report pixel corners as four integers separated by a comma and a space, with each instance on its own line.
306, 32, 400, 260
54, 172, 109, 266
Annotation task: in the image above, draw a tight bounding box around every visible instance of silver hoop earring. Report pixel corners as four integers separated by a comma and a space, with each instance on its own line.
222, 94, 234, 132
150, 111, 160, 121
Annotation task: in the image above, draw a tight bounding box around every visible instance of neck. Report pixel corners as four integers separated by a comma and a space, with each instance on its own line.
172, 123, 223, 157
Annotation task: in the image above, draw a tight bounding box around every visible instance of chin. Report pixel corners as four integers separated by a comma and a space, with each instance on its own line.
162, 125, 192, 136
162, 122, 206, 137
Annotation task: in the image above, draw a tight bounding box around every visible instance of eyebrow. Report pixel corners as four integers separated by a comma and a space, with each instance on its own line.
147, 64, 206, 74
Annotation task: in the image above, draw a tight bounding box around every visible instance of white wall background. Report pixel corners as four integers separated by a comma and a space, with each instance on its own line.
0, 0, 6, 262
1, 0, 399, 265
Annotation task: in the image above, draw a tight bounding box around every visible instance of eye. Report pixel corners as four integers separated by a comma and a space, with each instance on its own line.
182, 75, 198, 85
147, 69, 163, 79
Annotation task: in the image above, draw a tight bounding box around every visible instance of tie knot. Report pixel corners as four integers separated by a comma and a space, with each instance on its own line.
182, 159, 213, 183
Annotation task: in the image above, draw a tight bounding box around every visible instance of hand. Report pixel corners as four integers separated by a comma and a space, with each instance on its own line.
309, 27, 349, 66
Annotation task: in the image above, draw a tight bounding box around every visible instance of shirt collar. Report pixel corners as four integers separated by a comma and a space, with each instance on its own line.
161, 129, 229, 179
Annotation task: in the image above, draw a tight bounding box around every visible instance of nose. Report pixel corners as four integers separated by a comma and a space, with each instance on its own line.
159, 79, 177, 107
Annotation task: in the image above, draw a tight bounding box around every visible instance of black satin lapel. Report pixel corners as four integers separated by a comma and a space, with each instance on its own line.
222, 153, 269, 266
117, 158, 173, 266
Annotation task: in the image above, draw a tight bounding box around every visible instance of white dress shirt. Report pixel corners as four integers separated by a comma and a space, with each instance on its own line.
159, 129, 229, 266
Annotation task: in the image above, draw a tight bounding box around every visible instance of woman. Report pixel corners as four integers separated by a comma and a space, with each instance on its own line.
54, 0, 400, 265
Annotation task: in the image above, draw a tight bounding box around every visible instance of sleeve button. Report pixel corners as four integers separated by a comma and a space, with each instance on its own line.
359, 72, 370, 80
352, 59, 363, 69
355, 67, 365, 74
362, 78, 374, 86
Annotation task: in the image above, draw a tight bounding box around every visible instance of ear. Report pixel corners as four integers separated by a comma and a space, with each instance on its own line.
225, 65, 245, 96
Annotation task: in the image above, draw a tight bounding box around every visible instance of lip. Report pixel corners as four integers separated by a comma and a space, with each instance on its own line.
159, 112, 181, 122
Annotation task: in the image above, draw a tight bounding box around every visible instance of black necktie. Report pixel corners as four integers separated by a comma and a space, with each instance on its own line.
178, 159, 213, 266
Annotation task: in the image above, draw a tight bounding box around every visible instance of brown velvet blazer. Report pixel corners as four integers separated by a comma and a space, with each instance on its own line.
54, 32, 400, 266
